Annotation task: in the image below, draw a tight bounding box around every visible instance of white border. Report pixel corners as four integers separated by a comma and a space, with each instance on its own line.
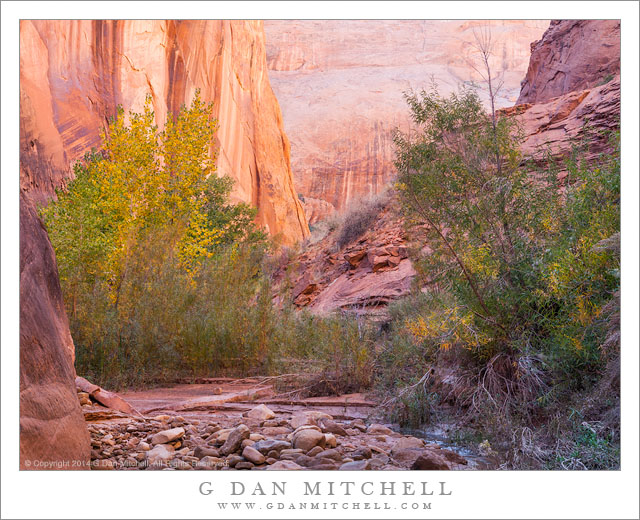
2, 2, 638, 519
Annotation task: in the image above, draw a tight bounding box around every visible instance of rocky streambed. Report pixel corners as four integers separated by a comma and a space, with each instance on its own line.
79, 380, 471, 471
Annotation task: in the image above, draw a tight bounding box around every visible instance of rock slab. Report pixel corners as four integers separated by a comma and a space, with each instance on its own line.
19, 193, 91, 470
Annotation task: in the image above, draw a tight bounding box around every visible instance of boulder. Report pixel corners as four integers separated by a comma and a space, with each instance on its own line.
440, 449, 468, 466
76, 376, 141, 415
147, 444, 175, 466
253, 439, 292, 454
219, 424, 250, 456
317, 418, 348, 436
241, 439, 255, 449
194, 446, 220, 459
316, 449, 344, 462
151, 427, 185, 445
324, 433, 337, 449
367, 424, 393, 435
410, 450, 452, 470
350, 419, 367, 432
351, 447, 372, 460
392, 448, 424, 465
266, 460, 304, 470
280, 448, 304, 456
242, 446, 266, 465
245, 404, 275, 421
345, 250, 367, 267
261, 426, 292, 436
19, 194, 91, 470
391, 436, 425, 454
292, 429, 326, 452
290, 411, 333, 429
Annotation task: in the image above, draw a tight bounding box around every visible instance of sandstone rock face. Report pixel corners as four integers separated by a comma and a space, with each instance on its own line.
20, 20, 308, 243
18, 19, 308, 469
274, 203, 416, 315
505, 76, 620, 166
265, 20, 549, 222
517, 20, 620, 104
19, 192, 91, 469
508, 20, 620, 166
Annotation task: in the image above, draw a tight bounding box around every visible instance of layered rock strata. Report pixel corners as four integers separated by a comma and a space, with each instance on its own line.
517, 20, 620, 104
509, 20, 620, 164
265, 20, 549, 223
20, 19, 308, 242
18, 19, 309, 469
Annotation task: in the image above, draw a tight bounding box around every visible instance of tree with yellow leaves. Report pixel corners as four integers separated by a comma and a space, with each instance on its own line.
42, 90, 263, 316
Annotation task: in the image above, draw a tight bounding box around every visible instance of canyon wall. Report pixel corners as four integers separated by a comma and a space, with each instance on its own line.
508, 20, 620, 164
517, 20, 621, 104
265, 20, 549, 223
19, 19, 308, 469
19, 191, 92, 469
20, 20, 308, 242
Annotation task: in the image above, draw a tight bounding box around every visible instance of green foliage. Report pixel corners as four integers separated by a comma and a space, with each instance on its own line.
41, 92, 263, 308
392, 83, 620, 426
40, 92, 374, 390
545, 409, 620, 470
40, 92, 275, 387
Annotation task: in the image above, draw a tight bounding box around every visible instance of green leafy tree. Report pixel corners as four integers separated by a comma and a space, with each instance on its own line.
394, 80, 619, 396
41, 90, 263, 312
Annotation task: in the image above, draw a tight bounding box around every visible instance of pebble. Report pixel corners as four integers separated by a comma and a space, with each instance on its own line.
84, 406, 466, 472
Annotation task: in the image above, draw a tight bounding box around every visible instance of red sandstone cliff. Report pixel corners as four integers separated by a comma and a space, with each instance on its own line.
265, 20, 549, 223
280, 19, 621, 316
20, 20, 308, 242
19, 191, 91, 469
517, 20, 620, 104
508, 20, 620, 164
19, 19, 309, 469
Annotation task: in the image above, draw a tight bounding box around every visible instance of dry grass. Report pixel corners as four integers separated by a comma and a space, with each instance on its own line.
335, 191, 390, 249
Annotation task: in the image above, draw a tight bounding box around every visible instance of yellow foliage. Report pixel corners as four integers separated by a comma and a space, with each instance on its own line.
405, 305, 491, 352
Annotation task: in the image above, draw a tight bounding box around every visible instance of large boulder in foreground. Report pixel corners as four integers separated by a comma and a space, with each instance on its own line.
19, 192, 91, 469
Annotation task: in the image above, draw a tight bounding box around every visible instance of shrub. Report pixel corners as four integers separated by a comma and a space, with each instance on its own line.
335, 192, 389, 249
392, 83, 620, 427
